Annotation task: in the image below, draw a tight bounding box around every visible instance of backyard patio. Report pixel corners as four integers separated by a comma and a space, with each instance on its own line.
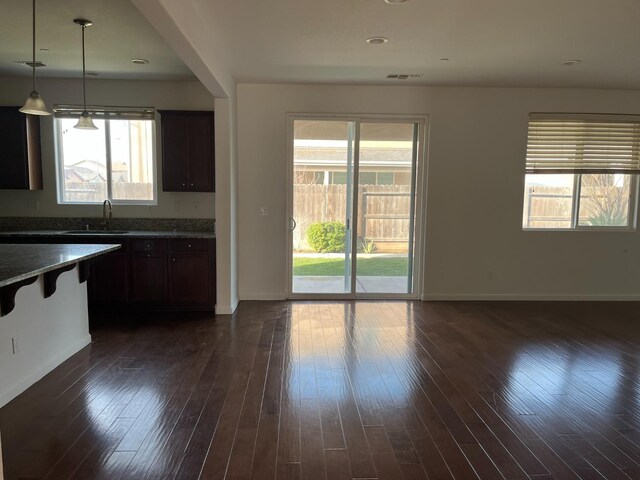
292, 253, 410, 293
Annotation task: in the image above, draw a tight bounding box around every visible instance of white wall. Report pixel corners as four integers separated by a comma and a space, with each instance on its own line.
214, 95, 239, 314
0, 76, 215, 219
237, 83, 640, 300
0, 267, 91, 407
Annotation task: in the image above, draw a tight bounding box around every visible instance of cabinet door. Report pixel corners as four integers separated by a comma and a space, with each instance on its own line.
0, 108, 29, 189
187, 114, 215, 192
131, 253, 168, 302
160, 113, 189, 191
0, 108, 42, 190
90, 251, 129, 302
170, 252, 211, 303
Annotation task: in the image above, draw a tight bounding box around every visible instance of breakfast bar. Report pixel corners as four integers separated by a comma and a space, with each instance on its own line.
0, 243, 119, 406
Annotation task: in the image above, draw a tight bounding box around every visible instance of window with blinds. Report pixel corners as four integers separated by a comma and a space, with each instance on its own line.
54, 106, 156, 205
523, 114, 639, 230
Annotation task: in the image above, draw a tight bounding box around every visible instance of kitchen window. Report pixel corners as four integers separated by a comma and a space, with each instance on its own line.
523, 114, 640, 230
54, 106, 156, 204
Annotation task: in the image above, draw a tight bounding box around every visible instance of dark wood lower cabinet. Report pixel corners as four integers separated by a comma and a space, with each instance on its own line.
0, 235, 216, 311
170, 252, 210, 303
131, 253, 169, 303
91, 251, 129, 303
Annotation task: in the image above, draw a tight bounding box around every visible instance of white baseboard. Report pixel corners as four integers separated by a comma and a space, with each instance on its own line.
421, 293, 640, 301
0, 334, 92, 409
216, 297, 239, 315
240, 293, 287, 301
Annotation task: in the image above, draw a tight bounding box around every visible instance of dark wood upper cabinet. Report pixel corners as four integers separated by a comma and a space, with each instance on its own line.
159, 110, 215, 192
0, 107, 42, 190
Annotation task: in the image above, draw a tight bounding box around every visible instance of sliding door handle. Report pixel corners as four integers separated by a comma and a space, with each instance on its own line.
290, 217, 297, 231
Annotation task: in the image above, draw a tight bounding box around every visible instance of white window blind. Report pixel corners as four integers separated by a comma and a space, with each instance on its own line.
53, 105, 155, 121
526, 113, 640, 174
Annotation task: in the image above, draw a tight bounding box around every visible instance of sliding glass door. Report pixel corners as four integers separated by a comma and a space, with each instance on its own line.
289, 116, 424, 298
355, 122, 418, 294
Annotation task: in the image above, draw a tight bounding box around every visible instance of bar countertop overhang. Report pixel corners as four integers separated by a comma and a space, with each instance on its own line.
0, 243, 120, 288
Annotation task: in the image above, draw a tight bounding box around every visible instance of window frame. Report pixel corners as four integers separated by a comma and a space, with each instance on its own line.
54, 113, 158, 206
523, 173, 639, 232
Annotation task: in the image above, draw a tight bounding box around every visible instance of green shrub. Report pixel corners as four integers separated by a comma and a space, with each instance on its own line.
588, 212, 627, 226
307, 221, 346, 253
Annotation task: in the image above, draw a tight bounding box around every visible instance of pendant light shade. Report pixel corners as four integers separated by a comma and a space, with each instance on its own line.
20, 91, 50, 116
73, 18, 96, 130
75, 110, 98, 130
20, 0, 50, 116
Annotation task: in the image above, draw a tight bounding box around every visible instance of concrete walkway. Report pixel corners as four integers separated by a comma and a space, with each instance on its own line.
293, 275, 408, 294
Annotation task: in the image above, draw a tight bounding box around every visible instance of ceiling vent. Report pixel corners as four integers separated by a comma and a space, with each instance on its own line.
387, 74, 422, 80
15, 60, 46, 68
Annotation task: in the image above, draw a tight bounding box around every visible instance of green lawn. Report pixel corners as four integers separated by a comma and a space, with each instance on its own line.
293, 256, 408, 276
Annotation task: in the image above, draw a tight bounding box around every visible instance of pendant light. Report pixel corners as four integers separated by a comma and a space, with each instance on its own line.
20, 0, 51, 115
73, 18, 97, 130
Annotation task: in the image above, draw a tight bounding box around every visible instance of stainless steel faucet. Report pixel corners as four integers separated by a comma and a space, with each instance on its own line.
102, 199, 113, 230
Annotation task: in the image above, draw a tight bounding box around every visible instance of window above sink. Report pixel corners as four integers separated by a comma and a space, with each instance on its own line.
54, 106, 157, 206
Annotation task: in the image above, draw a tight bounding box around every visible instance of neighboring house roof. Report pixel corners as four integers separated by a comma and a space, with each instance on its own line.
64, 166, 106, 183
294, 146, 412, 167
64, 160, 133, 183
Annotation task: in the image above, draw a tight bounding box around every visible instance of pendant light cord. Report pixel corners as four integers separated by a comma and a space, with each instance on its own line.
81, 23, 87, 110
31, 0, 36, 92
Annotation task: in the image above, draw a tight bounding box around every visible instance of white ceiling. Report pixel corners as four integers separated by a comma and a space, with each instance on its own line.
192, 0, 640, 88
0, 0, 194, 80
3, 0, 639, 89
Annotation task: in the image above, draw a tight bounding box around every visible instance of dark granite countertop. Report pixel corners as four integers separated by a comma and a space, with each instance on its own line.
0, 230, 215, 239
0, 244, 120, 288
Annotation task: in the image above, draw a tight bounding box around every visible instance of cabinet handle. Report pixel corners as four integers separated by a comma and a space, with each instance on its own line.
188, 244, 191, 248
146, 254, 150, 258
190, 183, 194, 187
173, 258, 176, 261
182, 183, 186, 187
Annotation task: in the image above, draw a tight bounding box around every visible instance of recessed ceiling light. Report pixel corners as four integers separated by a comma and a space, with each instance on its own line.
131, 58, 150, 65
39, 48, 49, 52
561, 59, 581, 66
366, 37, 388, 45
86, 72, 99, 76
384, 0, 409, 4
387, 73, 422, 80
15, 60, 46, 68
440, 58, 450, 62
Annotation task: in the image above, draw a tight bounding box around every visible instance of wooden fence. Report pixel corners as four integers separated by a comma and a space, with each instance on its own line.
295, 183, 631, 251
523, 185, 629, 228
293, 184, 412, 252
64, 182, 153, 203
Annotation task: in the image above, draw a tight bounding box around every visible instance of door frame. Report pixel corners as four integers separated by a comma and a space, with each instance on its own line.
285, 113, 430, 300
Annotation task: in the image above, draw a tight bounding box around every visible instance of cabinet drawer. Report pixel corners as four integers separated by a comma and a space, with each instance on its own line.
171, 239, 209, 252
132, 239, 167, 252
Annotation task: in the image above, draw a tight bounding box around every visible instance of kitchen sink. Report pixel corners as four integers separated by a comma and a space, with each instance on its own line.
65, 230, 130, 235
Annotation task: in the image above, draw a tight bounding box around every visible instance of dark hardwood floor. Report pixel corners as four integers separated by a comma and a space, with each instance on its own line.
2, 300, 640, 479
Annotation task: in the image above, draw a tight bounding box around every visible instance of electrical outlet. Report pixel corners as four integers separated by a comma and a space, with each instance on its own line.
12, 336, 18, 355
259, 206, 269, 216
487, 270, 494, 280
192, 201, 201, 211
